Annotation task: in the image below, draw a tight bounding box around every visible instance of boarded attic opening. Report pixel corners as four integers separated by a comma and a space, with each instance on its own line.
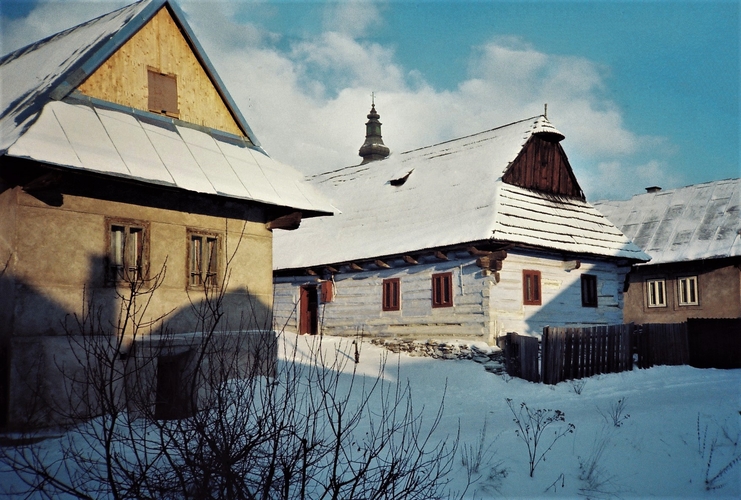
148, 69, 179, 117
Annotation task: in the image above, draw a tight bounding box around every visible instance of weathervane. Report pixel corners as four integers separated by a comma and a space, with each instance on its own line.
371, 91, 376, 106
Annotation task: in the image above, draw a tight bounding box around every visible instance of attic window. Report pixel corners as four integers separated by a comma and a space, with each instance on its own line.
389, 170, 413, 186
148, 69, 179, 117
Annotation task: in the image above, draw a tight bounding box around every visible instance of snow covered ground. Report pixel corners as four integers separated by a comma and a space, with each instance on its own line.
285, 332, 740, 499
2, 331, 739, 499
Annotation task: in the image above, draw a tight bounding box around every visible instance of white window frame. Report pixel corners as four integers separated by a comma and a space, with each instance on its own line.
677, 276, 699, 306
646, 279, 666, 308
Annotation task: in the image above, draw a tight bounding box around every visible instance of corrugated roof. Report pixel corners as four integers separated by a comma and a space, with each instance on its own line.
274, 116, 648, 270
593, 178, 741, 265
0, 0, 334, 216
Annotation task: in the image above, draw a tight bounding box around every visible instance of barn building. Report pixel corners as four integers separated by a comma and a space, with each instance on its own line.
593, 179, 741, 323
273, 106, 649, 344
0, 0, 333, 427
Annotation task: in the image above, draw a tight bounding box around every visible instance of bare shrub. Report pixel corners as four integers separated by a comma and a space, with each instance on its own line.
697, 413, 741, 491
571, 379, 587, 395
598, 398, 630, 428
1, 256, 460, 499
578, 427, 621, 499
506, 398, 575, 477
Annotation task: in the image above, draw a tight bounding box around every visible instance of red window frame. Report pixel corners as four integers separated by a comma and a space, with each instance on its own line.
382, 278, 400, 311
432, 272, 453, 308
523, 270, 542, 305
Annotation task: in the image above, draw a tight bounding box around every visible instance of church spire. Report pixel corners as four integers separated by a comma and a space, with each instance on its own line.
358, 95, 390, 164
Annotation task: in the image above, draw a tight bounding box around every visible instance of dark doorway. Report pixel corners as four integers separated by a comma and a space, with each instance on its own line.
299, 285, 319, 335
155, 350, 194, 420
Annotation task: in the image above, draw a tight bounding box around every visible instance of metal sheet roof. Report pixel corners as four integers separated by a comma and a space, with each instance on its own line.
6, 100, 335, 214
274, 116, 648, 270
0, 0, 334, 216
593, 178, 741, 265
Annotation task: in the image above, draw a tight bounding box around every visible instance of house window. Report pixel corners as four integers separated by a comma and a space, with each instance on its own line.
107, 220, 147, 284
432, 272, 453, 308
382, 278, 400, 311
148, 69, 179, 116
678, 276, 698, 306
581, 274, 598, 308
523, 270, 541, 305
646, 279, 666, 308
189, 232, 219, 288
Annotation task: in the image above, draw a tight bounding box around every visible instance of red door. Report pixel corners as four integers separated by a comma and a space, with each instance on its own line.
299, 285, 318, 335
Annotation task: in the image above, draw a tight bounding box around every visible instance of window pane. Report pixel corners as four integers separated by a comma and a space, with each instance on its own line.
190, 236, 202, 286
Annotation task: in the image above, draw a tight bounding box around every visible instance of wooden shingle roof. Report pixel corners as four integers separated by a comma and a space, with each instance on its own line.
274, 116, 649, 270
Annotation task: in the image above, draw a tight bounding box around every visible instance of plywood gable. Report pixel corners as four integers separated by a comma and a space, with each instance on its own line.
77, 6, 246, 139
502, 135, 585, 200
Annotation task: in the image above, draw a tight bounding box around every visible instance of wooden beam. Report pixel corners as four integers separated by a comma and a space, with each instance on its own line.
23, 172, 63, 192
403, 255, 418, 265
325, 265, 339, 274
563, 260, 581, 271
476, 256, 503, 271
266, 211, 302, 231
434, 251, 449, 261
375, 259, 391, 269
305, 268, 317, 276
467, 246, 491, 256
349, 263, 363, 271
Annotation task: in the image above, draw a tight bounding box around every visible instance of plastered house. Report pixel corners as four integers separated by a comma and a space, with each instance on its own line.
594, 179, 741, 323
0, 0, 332, 427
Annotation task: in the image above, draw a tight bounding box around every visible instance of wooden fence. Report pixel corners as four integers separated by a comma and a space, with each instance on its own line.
505, 318, 739, 385
633, 323, 689, 368
503, 332, 540, 382
687, 318, 741, 369
541, 324, 633, 385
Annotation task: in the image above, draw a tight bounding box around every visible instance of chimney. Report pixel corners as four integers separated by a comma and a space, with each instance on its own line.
645, 186, 662, 193
358, 100, 390, 164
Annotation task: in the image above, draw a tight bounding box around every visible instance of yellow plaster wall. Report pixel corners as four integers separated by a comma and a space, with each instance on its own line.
10, 189, 273, 337
77, 6, 246, 138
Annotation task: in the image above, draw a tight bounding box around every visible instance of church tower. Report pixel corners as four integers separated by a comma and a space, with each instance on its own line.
358, 98, 390, 164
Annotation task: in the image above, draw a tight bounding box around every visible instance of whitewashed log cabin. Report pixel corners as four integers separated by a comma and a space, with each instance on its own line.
0, 0, 333, 427
273, 105, 649, 344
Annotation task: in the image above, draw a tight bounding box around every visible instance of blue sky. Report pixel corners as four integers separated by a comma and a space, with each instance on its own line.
1, 0, 738, 200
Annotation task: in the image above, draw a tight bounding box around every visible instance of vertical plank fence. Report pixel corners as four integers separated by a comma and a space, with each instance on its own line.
542, 324, 633, 385
634, 323, 688, 368
687, 318, 741, 369
503, 332, 540, 382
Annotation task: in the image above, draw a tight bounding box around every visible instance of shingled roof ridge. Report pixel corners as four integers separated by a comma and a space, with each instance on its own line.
399, 114, 542, 156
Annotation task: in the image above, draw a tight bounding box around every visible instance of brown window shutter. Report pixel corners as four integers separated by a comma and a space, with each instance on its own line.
148, 70, 179, 116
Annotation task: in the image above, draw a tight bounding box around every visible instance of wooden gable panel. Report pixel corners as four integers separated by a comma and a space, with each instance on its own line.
77, 6, 246, 138
502, 136, 585, 200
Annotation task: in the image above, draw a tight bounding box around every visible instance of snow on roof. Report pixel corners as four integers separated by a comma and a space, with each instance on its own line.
5, 99, 334, 213
0, 0, 334, 216
274, 116, 648, 270
0, 0, 153, 152
593, 178, 741, 265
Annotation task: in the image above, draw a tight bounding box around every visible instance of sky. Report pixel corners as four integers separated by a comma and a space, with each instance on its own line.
1, 0, 738, 201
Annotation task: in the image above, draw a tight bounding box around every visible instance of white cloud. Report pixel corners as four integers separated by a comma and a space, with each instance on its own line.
321, 1, 383, 37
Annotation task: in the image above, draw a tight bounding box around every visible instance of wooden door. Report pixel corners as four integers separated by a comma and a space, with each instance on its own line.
299, 285, 318, 335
